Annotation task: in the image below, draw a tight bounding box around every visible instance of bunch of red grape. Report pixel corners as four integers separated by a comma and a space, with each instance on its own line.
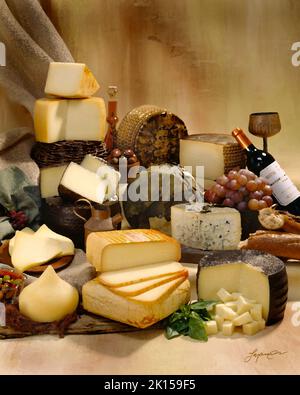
204, 169, 273, 212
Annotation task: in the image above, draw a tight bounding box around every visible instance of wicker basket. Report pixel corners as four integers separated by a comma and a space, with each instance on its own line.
116, 105, 188, 168
31, 140, 108, 168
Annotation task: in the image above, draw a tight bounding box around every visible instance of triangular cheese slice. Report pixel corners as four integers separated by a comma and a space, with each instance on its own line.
127, 276, 187, 304
97, 261, 185, 288
35, 224, 74, 256
9, 227, 34, 255
11, 232, 63, 272
109, 270, 188, 297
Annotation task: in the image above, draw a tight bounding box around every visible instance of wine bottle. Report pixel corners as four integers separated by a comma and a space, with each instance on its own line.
232, 128, 300, 215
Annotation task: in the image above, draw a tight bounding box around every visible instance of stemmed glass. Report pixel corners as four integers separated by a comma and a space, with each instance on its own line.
248, 112, 281, 152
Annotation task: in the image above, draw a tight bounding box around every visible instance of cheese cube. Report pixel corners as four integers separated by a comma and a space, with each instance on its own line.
231, 292, 242, 300
257, 319, 266, 330
34, 97, 106, 143
225, 301, 238, 312
236, 295, 253, 315
40, 165, 67, 198
204, 320, 218, 335
217, 288, 233, 303
86, 229, 181, 272
243, 321, 260, 336
214, 315, 224, 331
215, 304, 238, 321
171, 205, 241, 250
250, 304, 263, 321
222, 321, 234, 336
233, 312, 253, 326
45, 62, 100, 98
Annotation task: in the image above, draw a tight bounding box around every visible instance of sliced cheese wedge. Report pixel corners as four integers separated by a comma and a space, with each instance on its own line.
35, 224, 74, 256
109, 270, 188, 297
11, 232, 63, 272
82, 279, 190, 328
9, 227, 34, 255
44, 62, 100, 98
97, 261, 185, 288
128, 276, 187, 303
59, 162, 108, 204
87, 229, 181, 272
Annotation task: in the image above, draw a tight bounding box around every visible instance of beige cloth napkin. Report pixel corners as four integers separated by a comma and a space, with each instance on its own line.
0, 0, 74, 115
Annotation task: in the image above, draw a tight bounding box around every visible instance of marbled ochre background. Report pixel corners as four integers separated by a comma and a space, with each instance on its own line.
1, 0, 300, 182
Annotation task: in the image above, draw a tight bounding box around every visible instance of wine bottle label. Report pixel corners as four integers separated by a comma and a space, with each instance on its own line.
260, 161, 300, 206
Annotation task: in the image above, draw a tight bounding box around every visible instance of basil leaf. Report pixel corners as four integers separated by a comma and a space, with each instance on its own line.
169, 311, 184, 323
171, 319, 189, 334
188, 317, 208, 341
165, 326, 181, 339
190, 300, 218, 311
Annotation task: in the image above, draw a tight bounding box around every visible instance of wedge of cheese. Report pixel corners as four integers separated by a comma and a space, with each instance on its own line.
35, 224, 74, 257
98, 261, 186, 287
9, 227, 34, 255
82, 278, 190, 328
59, 162, 108, 204
108, 270, 188, 297
34, 97, 106, 143
40, 165, 67, 198
11, 232, 63, 272
86, 229, 181, 272
44, 62, 100, 98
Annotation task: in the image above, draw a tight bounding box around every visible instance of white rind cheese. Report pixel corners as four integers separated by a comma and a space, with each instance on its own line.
171, 205, 241, 250
40, 165, 67, 198
82, 278, 190, 328
45, 62, 100, 98
34, 97, 106, 143
86, 229, 181, 272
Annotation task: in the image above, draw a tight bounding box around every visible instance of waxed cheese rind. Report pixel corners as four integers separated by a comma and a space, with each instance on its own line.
82, 279, 190, 328
197, 250, 288, 325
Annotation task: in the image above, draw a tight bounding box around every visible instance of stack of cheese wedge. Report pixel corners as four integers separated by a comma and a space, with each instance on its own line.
34, 62, 109, 200
82, 229, 190, 328
9, 225, 74, 272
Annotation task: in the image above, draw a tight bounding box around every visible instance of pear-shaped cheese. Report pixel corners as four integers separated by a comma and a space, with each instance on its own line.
9, 227, 34, 255
11, 232, 63, 272
19, 266, 79, 322
35, 224, 74, 256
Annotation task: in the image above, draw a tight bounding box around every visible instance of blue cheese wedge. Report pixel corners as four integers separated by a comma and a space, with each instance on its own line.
171, 205, 241, 250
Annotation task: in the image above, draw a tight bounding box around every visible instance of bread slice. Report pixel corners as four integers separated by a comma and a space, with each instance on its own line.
82, 279, 190, 328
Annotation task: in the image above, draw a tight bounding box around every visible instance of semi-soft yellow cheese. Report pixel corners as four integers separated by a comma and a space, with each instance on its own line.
82, 278, 190, 328
97, 261, 186, 287
19, 266, 79, 322
35, 224, 74, 257
40, 165, 67, 198
9, 227, 34, 255
11, 232, 63, 272
34, 97, 106, 143
86, 229, 181, 272
59, 162, 108, 204
108, 271, 188, 297
45, 62, 100, 98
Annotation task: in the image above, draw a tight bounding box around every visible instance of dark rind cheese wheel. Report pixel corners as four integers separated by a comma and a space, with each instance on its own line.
31, 140, 108, 168
116, 105, 188, 168
197, 250, 288, 325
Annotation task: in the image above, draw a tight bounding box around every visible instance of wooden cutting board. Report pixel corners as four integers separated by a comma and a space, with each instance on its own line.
0, 312, 163, 339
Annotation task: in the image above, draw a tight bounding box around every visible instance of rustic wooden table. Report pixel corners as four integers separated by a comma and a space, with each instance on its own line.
0, 266, 299, 375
